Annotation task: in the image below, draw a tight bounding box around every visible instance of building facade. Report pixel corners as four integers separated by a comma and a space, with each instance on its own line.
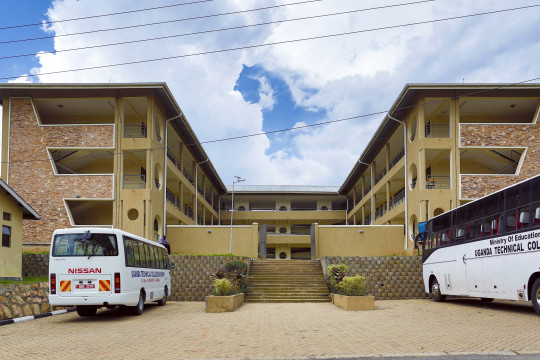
1, 83, 539, 258
1, 84, 225, 250
0, 179, 40, 280
340, 84, 540, 251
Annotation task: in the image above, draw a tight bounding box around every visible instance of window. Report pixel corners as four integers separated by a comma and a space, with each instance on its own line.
51, 233, 117, 256
2, 226, 11, 247
3, 212, 11, 221
279, 206, 287, 211
238, 206, 246, 211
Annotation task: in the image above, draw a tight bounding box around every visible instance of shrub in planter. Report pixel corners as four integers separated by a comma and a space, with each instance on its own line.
327, 264, 348, 293
212, 278, 234, 296
212, 260, 248, 294
336, 276, 366, 296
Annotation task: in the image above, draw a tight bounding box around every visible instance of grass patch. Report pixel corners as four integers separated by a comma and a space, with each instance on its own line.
0, 276, 48, 285
22, 251, 49, 255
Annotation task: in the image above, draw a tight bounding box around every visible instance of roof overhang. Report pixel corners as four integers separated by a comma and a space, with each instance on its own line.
0, 178, 40, 220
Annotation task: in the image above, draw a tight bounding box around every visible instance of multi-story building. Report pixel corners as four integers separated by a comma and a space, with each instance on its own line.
0, 83, 226, 250
340, 83, 540, 251
1, 83, 539, 257
220, 185, 347, 259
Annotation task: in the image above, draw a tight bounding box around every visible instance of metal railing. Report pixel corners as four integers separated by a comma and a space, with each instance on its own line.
183, 204, 194, 219
154, 178, 160, 189
425, 175, 450, 189
390, 147, 404, 169
124, 124, 147, 138
364, 185, 371, 197
167, 148, 182, 170
55, 163, 77, 174
425, 124, 449, 138
375, 167, 387, 184
375, 202, 387, 220
183, 168, 194, 185
123, 175, 146, 189
390, 188, 405, 209
166, 189, 182, 210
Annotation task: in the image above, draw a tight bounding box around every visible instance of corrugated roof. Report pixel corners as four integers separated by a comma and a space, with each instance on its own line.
226, 185, 340, 194
0, 179, 40, 220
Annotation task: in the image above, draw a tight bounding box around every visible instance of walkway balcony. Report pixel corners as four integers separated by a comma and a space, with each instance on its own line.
123, 175, 146, 189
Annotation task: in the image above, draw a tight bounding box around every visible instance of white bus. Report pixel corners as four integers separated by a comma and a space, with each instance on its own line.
416, 174, 540, 316
49, 228, 171, 317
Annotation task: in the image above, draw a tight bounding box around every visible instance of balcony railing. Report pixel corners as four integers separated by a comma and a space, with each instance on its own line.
154, 178, 160, 189
167, 148, 182, 170
390, 147, 404, 169
183, 168, 194, 185
425, 124, 449, 138
364, 214, 371, 225
390, 188, 405, 209
364, 185, 371, 197
375, 202, 387, 220
124, 124, 147, 138
123, 175, 146, 189
426, 175, 450, 190
375, 167, 387, 184
166, 189, 181, 210
183, 204, 194, 219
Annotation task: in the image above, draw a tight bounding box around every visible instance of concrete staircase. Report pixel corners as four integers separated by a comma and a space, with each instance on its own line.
245, 260, 331, 303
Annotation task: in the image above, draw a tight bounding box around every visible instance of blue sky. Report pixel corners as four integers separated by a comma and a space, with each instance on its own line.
1, 0, 540, 186
0, 2, 54, 80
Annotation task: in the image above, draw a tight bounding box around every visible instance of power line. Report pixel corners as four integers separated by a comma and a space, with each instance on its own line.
0, 0, 435, 61
3, 77, 540, 167
2, 3, 538, 81
0, 0, 323, 45
0, 0, 216, 31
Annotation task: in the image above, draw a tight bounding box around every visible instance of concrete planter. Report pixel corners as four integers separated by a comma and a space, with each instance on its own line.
205, 293, 245, 313
332, 294, 375, 311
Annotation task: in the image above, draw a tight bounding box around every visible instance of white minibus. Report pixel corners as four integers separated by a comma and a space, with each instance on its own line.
416, 174, 540, 316
49, 228, 171, 317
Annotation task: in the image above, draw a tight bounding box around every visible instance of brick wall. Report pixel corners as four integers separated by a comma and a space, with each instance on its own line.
7, 98, 114, 245
0, 283, 54, 320
321, 256, 429, 300
22, 254, 49, 277
169, 255, 251, 301
460, 122, 540, 199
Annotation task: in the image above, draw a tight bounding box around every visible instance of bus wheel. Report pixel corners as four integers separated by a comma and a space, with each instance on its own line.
131, 292, 145, 316
76, 305, 97, 317
431, 277, 446, 302
157, 287, 168, 306
532, 278, 540, 316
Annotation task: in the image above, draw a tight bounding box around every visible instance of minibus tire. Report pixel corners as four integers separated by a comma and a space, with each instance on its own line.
532, 278, 540, 316
431, 277, 446, 302
76, 305, 97, 317
157, 287, 168, 306
131, 293, 144, 315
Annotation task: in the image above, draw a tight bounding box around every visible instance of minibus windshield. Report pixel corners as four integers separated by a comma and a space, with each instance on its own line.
52, 233, 118, 257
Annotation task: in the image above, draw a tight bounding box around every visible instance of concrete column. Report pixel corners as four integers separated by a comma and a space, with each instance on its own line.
385, 143, 391, 171
386, 181, 391, 212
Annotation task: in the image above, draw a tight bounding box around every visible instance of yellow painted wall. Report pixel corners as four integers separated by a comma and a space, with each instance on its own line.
166, 224, 258, 258
315, 225, 404, 258
0, 192, 24, 279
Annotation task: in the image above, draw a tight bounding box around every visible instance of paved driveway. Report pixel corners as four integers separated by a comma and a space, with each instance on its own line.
0, 299, 538, 359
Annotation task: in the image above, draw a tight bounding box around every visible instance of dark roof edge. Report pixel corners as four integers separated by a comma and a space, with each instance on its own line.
0, 178, 40, 220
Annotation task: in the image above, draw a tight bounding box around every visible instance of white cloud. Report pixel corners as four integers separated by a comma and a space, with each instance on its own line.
6, 0, 540, 186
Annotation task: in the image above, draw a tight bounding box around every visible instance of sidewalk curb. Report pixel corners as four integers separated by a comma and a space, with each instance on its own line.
0, 308, 76, 326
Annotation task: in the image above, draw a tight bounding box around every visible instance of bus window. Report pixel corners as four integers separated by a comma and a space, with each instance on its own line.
144, 243, 153, 268
134, 241, 144, 267
161, 248, 169, 269
505, 210, 518, 233
534, 202, 540, 226
481, 218, 492, 237
124, 238, 135, 267
518, 206, 530, 229
454, 225, 466, 241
